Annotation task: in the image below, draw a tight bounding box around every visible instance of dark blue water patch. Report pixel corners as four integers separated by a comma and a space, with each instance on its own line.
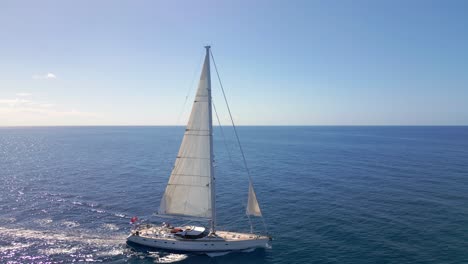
1, 126, 468, 263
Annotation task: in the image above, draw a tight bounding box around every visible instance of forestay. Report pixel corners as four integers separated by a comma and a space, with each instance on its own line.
158, 53, 213, 219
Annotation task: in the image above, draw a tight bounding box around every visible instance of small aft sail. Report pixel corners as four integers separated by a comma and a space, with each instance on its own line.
246, 182, 262, 217
158, 52, 213, 219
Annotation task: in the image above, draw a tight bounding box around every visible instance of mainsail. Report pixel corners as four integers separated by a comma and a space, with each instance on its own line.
158, 48, 214, 219
246, 181, 262, 217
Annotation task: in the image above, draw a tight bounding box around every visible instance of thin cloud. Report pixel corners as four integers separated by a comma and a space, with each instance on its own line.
0, 94, 100, 119
0, 107, 100, 118
16, 92, 32, 97
0, 98, 31, 106
32, 73, 57, 80
46, 73, 56, 79
39, 103, 54, 108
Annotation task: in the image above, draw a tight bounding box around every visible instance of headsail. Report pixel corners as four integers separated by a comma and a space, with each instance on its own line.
246, 181, 262, 217
158, 50, 214, 219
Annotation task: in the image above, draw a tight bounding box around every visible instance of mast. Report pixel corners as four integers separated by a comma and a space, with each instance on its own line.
206, 46, 216, 233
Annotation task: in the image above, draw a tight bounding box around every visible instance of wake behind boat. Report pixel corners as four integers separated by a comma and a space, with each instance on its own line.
127, 46, 271, 253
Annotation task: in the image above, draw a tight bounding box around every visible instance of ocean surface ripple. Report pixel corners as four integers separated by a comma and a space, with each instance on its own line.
1, 126, 467, 263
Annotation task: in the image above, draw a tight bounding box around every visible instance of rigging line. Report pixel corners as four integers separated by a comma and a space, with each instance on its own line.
210, 50, 269, 234
180, 220, 193, 227
176, 51, 205, 126
212, 101, 234, 165
214, 99, 249, 231
209, 52, 251, 179
154, 214, 210, 221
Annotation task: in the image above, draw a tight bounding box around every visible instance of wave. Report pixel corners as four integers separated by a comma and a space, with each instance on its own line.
0, 226, 126, 246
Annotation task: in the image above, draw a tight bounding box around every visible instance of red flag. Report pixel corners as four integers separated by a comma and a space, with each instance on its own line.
130, 216, 138, 224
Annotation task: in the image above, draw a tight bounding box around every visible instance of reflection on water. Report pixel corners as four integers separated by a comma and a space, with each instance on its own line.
0, 226, 196, 263
1, 126, 468, 263
0, 226, 126, 262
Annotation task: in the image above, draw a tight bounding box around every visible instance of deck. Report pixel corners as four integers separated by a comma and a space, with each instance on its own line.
133, 225, 268, 242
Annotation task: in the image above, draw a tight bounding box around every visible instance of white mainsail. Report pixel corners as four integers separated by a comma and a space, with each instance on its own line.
158, 50, 214, 219
246, 181, 262, 217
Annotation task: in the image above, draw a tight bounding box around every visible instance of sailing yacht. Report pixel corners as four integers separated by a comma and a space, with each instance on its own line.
126, 46, 271, 252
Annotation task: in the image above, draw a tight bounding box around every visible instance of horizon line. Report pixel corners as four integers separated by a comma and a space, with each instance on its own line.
1, 125, 467, 128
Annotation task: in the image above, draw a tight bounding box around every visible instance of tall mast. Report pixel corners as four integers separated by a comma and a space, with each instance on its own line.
206, 46, 216, 233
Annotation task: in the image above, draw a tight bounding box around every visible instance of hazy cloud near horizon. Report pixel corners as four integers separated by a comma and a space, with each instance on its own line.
32, 73, 57, 80
0, 93, 101, 126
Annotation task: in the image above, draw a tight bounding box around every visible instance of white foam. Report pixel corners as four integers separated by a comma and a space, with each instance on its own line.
0, 217, 16, 223
39, 246, 80, 255
96, 248, 124, 257
0, 242, 33, 252
61, 221, 80, 228
154, 253, 188, 263
0, 227, 126, 246
206, 251, 231, 257
34, 218, 53, 226
102, 223, 120, 231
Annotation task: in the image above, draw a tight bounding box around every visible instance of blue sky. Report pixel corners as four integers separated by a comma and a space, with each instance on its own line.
1, 0, 467, 125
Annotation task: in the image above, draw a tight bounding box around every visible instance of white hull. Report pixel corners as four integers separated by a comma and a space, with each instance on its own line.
127, 228, 270, 252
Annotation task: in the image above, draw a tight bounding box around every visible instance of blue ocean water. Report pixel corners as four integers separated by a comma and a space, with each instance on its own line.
1, 126, 468, 263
